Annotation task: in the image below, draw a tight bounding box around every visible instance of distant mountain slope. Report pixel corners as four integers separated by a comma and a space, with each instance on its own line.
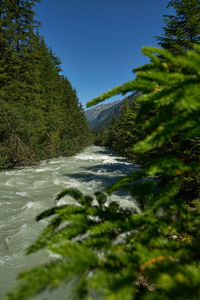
89, 100, 122, 131
85, 92, 141, 131
85, 100, 121, 122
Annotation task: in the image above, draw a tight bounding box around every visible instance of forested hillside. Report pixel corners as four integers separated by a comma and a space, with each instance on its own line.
95, 95, 141, 159
0, 0, 92, 169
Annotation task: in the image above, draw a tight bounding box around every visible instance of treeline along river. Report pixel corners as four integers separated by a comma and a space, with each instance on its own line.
0, 146, 140, 299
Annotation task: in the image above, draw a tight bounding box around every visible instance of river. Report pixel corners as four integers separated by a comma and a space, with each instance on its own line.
0, 146, 140, 299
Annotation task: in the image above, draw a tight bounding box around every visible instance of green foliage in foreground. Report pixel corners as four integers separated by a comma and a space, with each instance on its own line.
5, 47, 200, 299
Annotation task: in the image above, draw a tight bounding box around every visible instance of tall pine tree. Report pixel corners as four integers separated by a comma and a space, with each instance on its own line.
155, 0, 200, 55
0, 0, 92, 169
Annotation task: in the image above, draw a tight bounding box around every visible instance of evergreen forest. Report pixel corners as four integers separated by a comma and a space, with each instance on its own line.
3, 0, 200, 299
0, 0, 92, 170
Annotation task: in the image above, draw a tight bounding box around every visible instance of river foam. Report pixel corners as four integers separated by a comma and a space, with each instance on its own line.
0, 146, 139, 298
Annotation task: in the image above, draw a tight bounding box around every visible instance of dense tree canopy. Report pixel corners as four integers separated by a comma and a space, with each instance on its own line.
105, 98, 141, 159
0, 0, 92, 169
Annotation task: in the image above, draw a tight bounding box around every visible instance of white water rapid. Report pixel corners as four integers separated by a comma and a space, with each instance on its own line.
0, 146, 140, 299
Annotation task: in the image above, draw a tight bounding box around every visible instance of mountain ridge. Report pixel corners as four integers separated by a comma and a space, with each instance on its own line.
85, 92, 141, 131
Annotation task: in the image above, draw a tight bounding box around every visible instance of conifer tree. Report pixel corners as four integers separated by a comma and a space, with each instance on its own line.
0, 0, 92, 168
0, 0, 43, 166
107, 98, 140, 159
155, 0, 200, 55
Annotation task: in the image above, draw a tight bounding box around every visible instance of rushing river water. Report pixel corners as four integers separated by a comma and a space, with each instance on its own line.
0, 146, 140, 299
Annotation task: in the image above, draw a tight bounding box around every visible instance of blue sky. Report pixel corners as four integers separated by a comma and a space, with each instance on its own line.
35, 0, 171, 107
